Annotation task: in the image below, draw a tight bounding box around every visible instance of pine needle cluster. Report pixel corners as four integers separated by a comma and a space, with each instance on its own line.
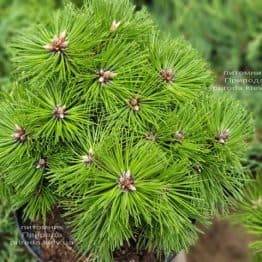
0, 0, 253, 260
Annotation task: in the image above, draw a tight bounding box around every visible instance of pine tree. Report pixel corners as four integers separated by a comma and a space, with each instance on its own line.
0, 0, 253, 261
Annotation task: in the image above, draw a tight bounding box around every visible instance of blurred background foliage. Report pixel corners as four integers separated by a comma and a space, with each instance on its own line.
0, 198, 34, 261
135, 0, 262, 75
0, 0, 56, 84
0, 0, 261, 260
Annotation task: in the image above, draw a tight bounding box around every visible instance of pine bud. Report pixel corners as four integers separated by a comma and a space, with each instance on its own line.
160, 68, 175, 83
128, 97, 140, 112
252, 197, 262, 209
12, 125, 27, 143
193, 164, 202, 174
174, 130, 185, 142
53, 105, 67, 120
216, 129, 230, 144
36, 158, 48, 170
98, 69, 117, 85
44, 31, 68, 53
81, 149, 94, 166
119, 170, 136, 192
110, 20, 121, 32
145, 132, 157, 142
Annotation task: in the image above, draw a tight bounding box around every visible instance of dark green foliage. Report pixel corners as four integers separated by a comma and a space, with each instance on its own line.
0, 0, 253, 261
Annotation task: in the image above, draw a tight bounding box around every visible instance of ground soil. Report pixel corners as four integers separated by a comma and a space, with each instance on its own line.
113, 240, 171, 262
187, 218, 253, 262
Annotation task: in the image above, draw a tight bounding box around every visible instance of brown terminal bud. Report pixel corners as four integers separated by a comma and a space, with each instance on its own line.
174, 130, 185, 142
36, 158, 48, 170
53, 105, 67, 120
98, 69, 117, 85
119, 170, 136, 192
160, 68, 175, 83
193, 164, 202, 174
81, 149, 94, 166
110, 20, 121, 32
216, 129, 230, 144
13, 125, 27, 143
44, 31, 68, 53
128, 97, 140, 112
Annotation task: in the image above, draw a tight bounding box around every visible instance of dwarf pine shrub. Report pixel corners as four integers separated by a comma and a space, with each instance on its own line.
0, 0, 253, 260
